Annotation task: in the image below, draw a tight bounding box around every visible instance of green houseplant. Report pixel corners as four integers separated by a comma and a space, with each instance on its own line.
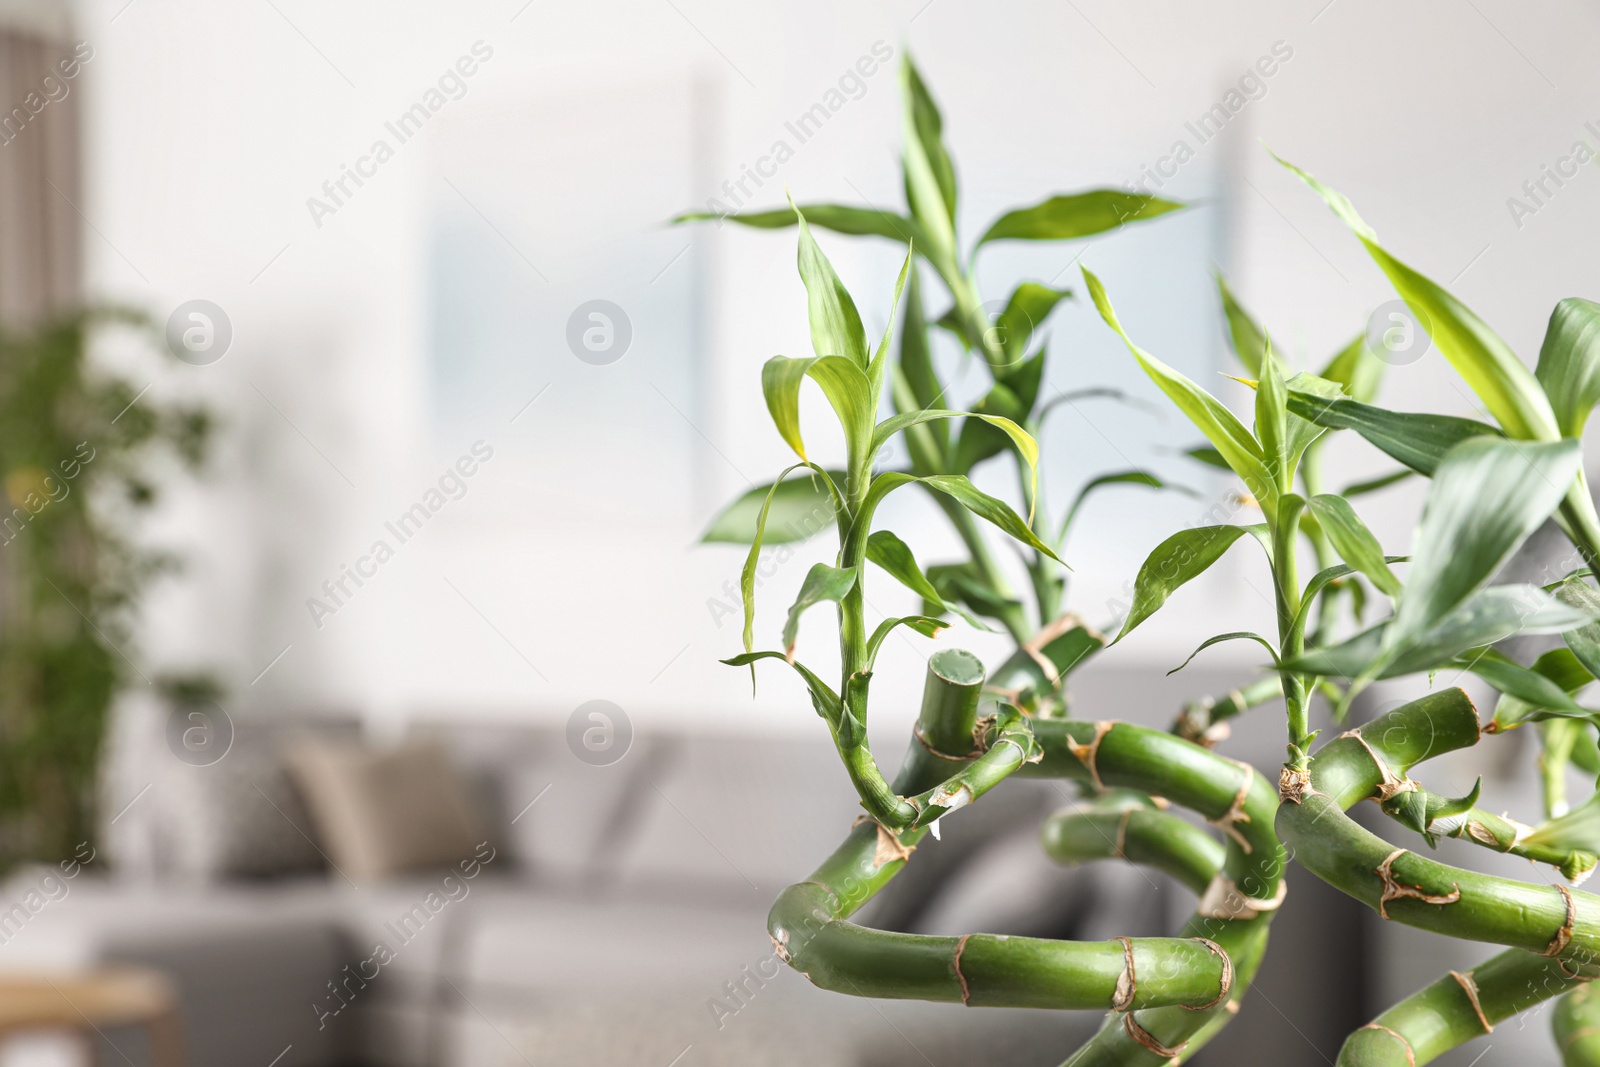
691, 53, 1600, 1066
0, 309, 211, 869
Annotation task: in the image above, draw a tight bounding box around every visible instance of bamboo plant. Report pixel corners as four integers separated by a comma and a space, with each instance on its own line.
690, 53, 1600, 1067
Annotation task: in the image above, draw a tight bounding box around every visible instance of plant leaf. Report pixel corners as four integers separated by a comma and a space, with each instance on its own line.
867, 245, 915, 406
721, 650, 842, 727
1060, 470, 1186, 542
1555, 577, 1600, 680
992, 282, 1071, 372
1285, 390, 1501, 475
1115, 525, 1264, 642
1255, 346, 1290, 493
1168, 630, 1280, 675
922, 473, 1060, 562
1276, 154, 1561, 442
978, 190, 1184, 247
1084, 267, 1274, 511
739, 464, 811, 660
900, 55, 957, 260
781, 563, 858, 658
790, 199, 869, 368
865, 615, 950, 669
1182, 445, 1232, 471
1490, 647, 1594, 731
761, 355, 874, 468
873, 407, 1041, 520
1340, 468, 1415, 497
1290, 556, 1408, 636
1286, 584, 1598, 680
1216, 272, 1270, 376
1306, 494, 1401, 596
700, 469, 844, 544
1320, 332, 1385, 404
897, 264, 943, 412
1535, 298, 1600, 437
1386, 438, 1581, 656
673, 203, 924, 246
865, 530, 995, 632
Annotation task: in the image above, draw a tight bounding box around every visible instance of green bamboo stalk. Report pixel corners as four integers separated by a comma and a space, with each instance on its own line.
1172, 676, 1284, 748
1555, 983, 1600, 1065
1336, 948, 1599, 1066
1380, 781, 1600, 882
1279, 688, 1600, 963
768, 652, 1233, 1014
1042, 791, 1226, 895
1020, 718, 1286, 1063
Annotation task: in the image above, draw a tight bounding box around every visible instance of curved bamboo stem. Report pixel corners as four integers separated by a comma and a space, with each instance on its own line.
1556, 983, 1600, 1065
1042, 791, 1226, 896
1279, 688, 1600, 963
1020, 719, 1287, 1064
1336, 948, 1598, 1066
768, 655, 1234, 1015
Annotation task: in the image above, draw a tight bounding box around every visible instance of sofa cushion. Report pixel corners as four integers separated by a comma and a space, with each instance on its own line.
286, 739, 484, 881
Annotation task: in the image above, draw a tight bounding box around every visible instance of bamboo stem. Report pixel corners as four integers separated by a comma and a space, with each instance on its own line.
1279, 689, 1600, 962
1337, 948, 1599, 1066
1555, 983, 1600, 1066
1042, 791, 1225, 896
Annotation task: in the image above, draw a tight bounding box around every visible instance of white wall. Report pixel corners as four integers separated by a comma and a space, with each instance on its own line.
64, 0, 1600, 743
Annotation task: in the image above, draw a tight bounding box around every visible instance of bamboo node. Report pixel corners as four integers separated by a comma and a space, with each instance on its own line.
1340, 730, 1415, 801
1121, 1011, 1187, 1061
1114, 809, 1133, 860
854, 816, 917, 869
1196, 874, 1287, 920
1360, 1024, 1415, 1067
1183, 938, 1233, 1011
1209, 760, 1256, 854
1067, 721, 1114, 792
1374, 849, 1461, 920
912, 724, 981, 762
1111, 936, 1137, 1012
1278, 765, 1313, 804
1450, 969, 1492, 1033
1544, 884, 1577, 959
952, 934, 972, 1006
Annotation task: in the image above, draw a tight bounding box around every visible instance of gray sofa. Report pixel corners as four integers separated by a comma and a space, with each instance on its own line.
0, 691, 1147, 1067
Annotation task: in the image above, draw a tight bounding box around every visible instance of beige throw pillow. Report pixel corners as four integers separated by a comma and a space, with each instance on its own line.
285, 738, 483, 881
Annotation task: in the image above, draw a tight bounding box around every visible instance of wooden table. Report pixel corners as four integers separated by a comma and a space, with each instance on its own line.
0, 968, 184, 1065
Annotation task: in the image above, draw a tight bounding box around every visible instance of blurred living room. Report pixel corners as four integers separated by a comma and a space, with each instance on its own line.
1, 0, 1599, 1064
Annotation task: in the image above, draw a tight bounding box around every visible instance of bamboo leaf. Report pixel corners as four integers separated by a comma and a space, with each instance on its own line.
1285, 390, 1501, 475
1276, 154, 1561, 442
700, 469, 844, 544
740, 463, 812, 660
781, 563, 858, 658
1168, 630, 1280, 675
1060, 470, 1189, 542
872, 407, 1041, 519
1320, 332, 1385, 404
1286, 584, 1597, 681
673, 203, 924, 246
977, 190, 1184, 247
900, 55, 957, 259
897, 264, 942, 413
790, 198, 869, 368
1521, 788, 1600, 853
1306, 494, 1402, 596
927, 563, 1022, 624
992, 282, 1071, 371
1490, 648, 1594, 731
1084, 267, 1274, 511
921, 473, 1061, 562
1216, 272, 1270, 376
721, 650, 842, 727
1255, 346, 1289, 493
1386, 438, 1581, 655
865, 530, 995, 632
1115, 525, 1266, 642
1461, 650, 1592, 718
1556, 576, 1600, 680
1182, 445, 1231, 471
1535, 298, 1600, 437
1290, 556, 1408, 636
867, 245, 914, 405
760, 355, 874, 467
1340, 468, 1415, 497
865, 615, 950, 669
